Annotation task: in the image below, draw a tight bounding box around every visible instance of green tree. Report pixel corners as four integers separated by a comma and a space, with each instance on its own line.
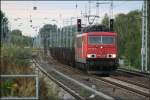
39, 24, 57, 53
113, 10, 142, 68
11, 30, 22, 36
1, 11, 10, 43
10, 29, 33, 47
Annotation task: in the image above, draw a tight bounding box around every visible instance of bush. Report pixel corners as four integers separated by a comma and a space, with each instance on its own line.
1, 44, 32, 74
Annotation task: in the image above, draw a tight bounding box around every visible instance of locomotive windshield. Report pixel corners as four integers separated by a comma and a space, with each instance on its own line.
102, 36, 114, 44
88, 36, 115, 44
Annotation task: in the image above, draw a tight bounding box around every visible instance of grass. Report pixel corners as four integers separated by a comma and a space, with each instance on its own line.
39, 78, 58, 100
0, 78, 35, 97
0, 44, 35, 97
0, 44, 59, 99
1, 43, 84, 99
1, 44, 32, 74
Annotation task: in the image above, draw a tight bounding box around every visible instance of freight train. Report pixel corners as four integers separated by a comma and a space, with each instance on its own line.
50, 19, 118, 74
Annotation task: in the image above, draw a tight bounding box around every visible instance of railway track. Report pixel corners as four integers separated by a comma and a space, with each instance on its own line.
75, 67, 149, 97
63, 66, 150, 97
117, 68, 150, 77
32, 59, 84, 100
48, 59, 150, 99
110, 71, 150, 89
33, 58, 115, 100
59, 65, 150, 98
34, 54, 150, 99
93, 76, 150, 97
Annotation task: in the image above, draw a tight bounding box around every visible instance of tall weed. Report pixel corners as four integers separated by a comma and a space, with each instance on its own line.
1, 44, 32, 74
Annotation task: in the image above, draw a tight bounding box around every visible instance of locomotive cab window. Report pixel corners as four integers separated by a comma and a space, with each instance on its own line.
88, 36, 115, 44
102, 36, 115, 44
88, 36, 101, 44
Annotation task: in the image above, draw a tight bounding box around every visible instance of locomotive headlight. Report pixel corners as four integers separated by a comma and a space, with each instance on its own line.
87, 54, 96, 58
112, 54, 116, 58
87, 54, 91, 58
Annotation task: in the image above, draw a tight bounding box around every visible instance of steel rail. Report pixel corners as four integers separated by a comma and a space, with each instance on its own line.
110, 74, 149, 89
33, 59, 115, 100
93, 76, 150, 97
53, 64, 150, 97
33, 59, 84, 100
45, 59, 150, 98
39, 66, 84, 100
118, 68, 150, 77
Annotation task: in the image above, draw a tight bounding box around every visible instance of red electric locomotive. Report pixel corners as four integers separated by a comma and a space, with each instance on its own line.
75, 21, 118, 74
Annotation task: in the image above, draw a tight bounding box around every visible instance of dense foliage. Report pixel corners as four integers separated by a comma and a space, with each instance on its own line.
102, 10, 142, 68
0, 28, 34, 74
39, 24, 57, 53
10, 29, 33, 47
1, 29, 33, 74
1, 44, 32, 74
1, 25, 34, 97
1, 11, 10, 43
1, 14, 33, 72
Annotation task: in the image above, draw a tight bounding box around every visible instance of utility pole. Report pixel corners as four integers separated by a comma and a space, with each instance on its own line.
141, 0, 148, 72
148, 0, 150, 72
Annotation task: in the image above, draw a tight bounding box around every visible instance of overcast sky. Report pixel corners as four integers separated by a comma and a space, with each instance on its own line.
2, 1, 143, 37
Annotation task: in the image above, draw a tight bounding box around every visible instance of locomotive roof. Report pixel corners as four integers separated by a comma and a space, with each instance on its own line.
82, 24, 110, 33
